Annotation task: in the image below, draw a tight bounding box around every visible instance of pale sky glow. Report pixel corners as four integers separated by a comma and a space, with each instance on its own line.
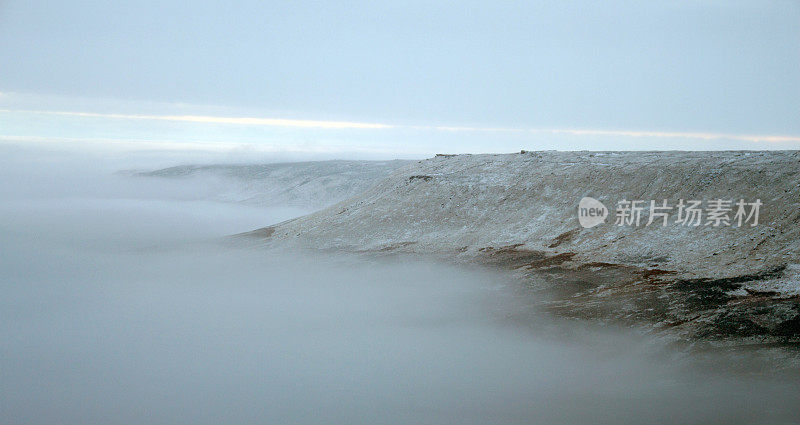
0, 1, 798, 156
539, 129, 800, 144
0, 109, 394, 129
3, 107, 799, 147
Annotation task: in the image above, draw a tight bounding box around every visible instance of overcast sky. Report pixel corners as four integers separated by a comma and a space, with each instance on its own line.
1, 0, 798, 156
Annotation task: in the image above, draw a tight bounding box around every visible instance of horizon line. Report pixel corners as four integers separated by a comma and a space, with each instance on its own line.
2, 108, 800, 144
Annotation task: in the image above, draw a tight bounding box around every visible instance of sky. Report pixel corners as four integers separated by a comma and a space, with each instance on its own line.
1, 0, 799, 158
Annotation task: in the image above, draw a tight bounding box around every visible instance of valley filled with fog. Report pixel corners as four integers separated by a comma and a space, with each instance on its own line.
1, 149, 799, 424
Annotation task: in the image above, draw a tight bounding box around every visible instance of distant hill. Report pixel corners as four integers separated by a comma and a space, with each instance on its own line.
137, 160, 413, 210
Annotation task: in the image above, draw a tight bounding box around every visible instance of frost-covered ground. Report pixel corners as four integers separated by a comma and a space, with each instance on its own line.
242, 151, 800, 344
258, 152, 800, 287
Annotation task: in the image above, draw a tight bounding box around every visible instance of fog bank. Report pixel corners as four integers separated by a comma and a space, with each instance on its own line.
1, 150, 799, 424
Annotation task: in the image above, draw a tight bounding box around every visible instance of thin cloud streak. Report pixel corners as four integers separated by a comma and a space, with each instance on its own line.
0, 109, 394, 130
2, 108, 800, 144
0, 135, 424, 155
428, 124, 800, 144
541, 128, 800, 144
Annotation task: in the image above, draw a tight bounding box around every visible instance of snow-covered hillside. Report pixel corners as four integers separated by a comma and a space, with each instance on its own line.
244, 151, 800, 343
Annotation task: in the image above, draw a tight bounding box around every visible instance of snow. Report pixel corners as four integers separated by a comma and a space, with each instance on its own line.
260, 151, 800, 296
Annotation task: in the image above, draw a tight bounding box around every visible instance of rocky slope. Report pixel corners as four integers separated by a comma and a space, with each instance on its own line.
245, 151, 800, 344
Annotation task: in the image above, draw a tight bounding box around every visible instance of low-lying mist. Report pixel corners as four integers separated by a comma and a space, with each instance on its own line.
1, 148, 798, 424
